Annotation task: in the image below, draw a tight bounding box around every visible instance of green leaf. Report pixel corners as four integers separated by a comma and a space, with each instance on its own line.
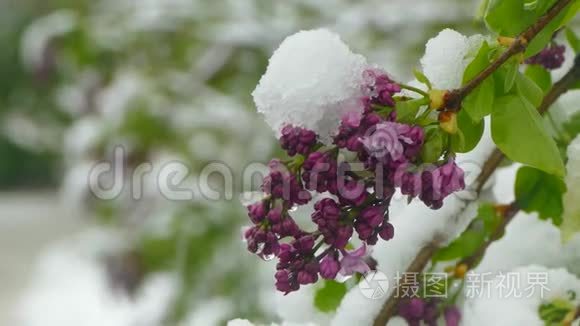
539, 298, 575, 324
477, 0, 491, 19
314, 280, 348, 312
451, 109, 485, 153
526, 1, 580, 57
515, 166, 566, 225
478, 204, 503, 235
492, 65, 511, 96
485, 0, 578, 57
433, 204, 504, 263
463, 41, 492, 83
484, 0, 557, 36
516, 72, 544, 107
525, 65, 552, 93
461, 41, 496, 122
563, 111, 580, 140
433, 230, 486, 262
562, 0, 580, 22
504, 62, 518, 92
566, 27, 580, 53
420, 127, 445, 163
524, 0, 538, 11
463, 77, 495, 122
414, 69, 432, 90
395, 98, 427, 124
535, 0, 553, 14
491, 95, 565, 177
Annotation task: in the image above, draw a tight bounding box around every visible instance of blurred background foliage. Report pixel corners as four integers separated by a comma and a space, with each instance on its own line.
3, 0, 562, 325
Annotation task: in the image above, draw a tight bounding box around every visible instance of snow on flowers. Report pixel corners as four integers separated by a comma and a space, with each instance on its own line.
245, 29, 465, 294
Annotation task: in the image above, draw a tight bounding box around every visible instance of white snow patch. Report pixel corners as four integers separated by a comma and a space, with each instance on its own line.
16, 229, 176, 326
96, 70, 144, 126
227, 319, 318, 326
420, 29, 487, 90
474, 158, 580, 274
64, 116, 104, 159
462, 265, 580, 326
20, 10, 77, 69
185, 298, 234, 326
274, 284, 332, 325
228, 320, 256, 326
252, 29, 368, 144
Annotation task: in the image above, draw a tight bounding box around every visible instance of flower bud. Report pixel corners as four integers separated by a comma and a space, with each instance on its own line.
429, 89, 447, 110
379, 223, 395, 241
297, 270, 317, 285
267, 207, 283, 224
494, 204, 510, 216
360, 206, 384, 228
247, 201, 267, 224
319, 255, 340, 279
293, 235, 315, 253
399, 298, 425, 319
454, 263, 468, 279
444, 306, 461, 326
439, 111, 458, 134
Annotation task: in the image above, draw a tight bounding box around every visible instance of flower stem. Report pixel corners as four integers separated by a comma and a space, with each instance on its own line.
312, 240, 325, 254
399, 83, 429, 98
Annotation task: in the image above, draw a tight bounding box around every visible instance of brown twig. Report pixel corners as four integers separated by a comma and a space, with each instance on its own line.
372, 51, 580, 326
563, 305, 580, 325
540, 55, 580, 115
459, 202, 520, 269
474, 148, 505, 194
372, 243, 438, 326
444, 0, 574, 112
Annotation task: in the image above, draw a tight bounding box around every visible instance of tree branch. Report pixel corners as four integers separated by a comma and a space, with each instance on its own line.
445, 0, 574, 112
564, 305, 580, 325
475, 148, 505, 194
540, 55, 580, 115
372, 243, 438, 326
372, 54, 580, 326
456, 54, 580, 271
458, 202, 520, 268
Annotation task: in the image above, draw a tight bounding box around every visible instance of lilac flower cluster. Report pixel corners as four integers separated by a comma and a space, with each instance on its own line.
398, 298, 461, 326
279, 125, 317, 156
244, 69, 466, 294
526, 43, 566, 70
262, 160, 311, 206
394, 160, 465, 209
363, 68, 402, 107
361, 121, 425, 166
